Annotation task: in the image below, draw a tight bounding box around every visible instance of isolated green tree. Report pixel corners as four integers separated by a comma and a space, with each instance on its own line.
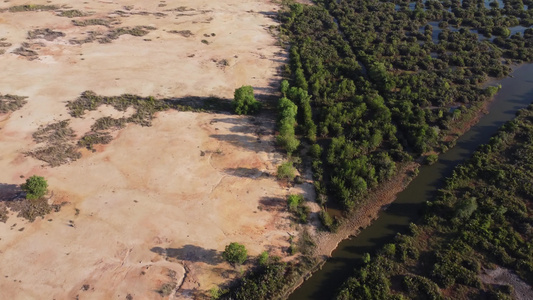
232, 85, 261, 115
277, 162, 297, 181
222, 242, 248, 265
21, 175, 48, 200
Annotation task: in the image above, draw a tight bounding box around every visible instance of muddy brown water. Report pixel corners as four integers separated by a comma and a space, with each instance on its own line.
288, 63, 533, 300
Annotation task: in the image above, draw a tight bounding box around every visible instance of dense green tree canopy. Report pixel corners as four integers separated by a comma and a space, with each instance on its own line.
232, 86, 261, 115
21, 175, 48, 200
222, 242, 248, 265
281, 0, 533, 210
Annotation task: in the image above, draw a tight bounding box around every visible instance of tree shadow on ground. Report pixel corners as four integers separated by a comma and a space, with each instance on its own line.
0, 183, 23, 201
258, 196, 285, 212
210, 134, 266, 153
163, 96, 232, 113
208, 115, 276, 153
224, 167, 266, 179
211, 116, 275, 134
211, 266, 240, 278
151, 245, 222, 265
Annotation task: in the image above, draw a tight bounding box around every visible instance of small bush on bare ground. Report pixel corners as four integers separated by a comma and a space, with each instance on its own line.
158, 282, 177, 297
28, 28, 65, 41
0, 94, 27, 113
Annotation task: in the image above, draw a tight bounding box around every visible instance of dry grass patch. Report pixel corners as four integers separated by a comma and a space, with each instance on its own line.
0, 37, 12, 48
69, 25, 155, 44
72, 18, 116, 28
67, 91, 168, 126
78, 132, 113, 150
91, 116, 127, 131
27, 28, 65, 41
169, 30, 193, 37
32, 120, 76, 144
0, 94, 27, 113
0, 204, 8, 223
28, 144, 81, 167
12, 46, 38, 59
27, 120, 81, 167
5, 197, 64, 222
7, 4, 59, 12
58, 9, 88, 18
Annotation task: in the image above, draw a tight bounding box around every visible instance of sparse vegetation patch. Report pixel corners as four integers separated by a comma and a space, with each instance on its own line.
69, 25, 155, 44
28, 144, 81, 167
158, 282, 177, 297
72, 18, 115, 28
168, 30, 193, 37
287, 194, 310, 224
0, 94, 27, 113
58, 9, 88, 18
91, 116, 126, 131
0, 38, 12, 48
67, 91, 168, 127
28, 28, 65, 41
107, 26, 156, 39
8, 4, 59, 12
0, 204, 8, 223
12, 46, 38, 59
32, 120, 75, 144
78, 132, 113, 150
27, 120, 81, 167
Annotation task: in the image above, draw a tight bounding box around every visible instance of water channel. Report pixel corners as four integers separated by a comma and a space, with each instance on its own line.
288, 63, 533, 299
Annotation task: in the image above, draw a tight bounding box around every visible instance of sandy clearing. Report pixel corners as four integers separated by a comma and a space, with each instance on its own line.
0, 0, 291, 298
481, 267, 533, 300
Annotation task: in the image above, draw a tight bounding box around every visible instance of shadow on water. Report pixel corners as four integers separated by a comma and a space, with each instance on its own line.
289, 63, 533, 300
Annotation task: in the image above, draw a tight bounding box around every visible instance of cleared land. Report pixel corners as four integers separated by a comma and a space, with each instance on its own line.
0, 0, 300, 298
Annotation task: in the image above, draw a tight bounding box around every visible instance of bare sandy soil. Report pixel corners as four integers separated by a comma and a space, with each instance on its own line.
0, 0, 295, 299
480, 267, 533, 300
